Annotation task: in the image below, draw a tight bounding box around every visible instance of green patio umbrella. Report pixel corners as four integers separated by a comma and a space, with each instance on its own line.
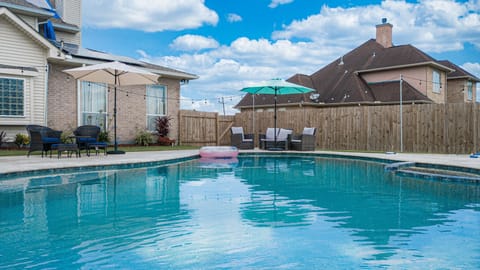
240, 78, 315, 149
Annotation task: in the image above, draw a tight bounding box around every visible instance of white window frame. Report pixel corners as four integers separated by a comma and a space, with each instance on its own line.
0, 76, 25, 117
432, 70, 441, 93
146, 84, 167, 131
78, 81, 108, 130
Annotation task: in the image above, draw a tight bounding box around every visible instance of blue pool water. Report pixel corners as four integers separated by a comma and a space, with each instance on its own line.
0, 155, 479, 269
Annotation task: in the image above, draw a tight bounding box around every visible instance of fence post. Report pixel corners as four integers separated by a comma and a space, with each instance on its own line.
216, 112, 220, 145
178, 110, 182, 145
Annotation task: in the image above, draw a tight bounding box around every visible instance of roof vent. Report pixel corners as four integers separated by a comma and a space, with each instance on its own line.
339, 56, 344, 65
382, 18, 387, 24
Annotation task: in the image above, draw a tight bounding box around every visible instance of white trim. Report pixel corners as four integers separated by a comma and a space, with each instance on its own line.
0, 67, 39, 77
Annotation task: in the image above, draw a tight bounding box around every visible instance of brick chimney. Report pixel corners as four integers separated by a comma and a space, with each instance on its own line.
376, 18, 393, 48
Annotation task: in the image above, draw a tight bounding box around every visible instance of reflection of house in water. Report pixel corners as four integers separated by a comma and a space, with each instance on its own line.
236, 156, 480, 254
0, 165, 189, 266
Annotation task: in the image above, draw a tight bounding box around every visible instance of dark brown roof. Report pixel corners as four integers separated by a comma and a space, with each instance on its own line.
368, 80, 431, 103
438, 60, 480, 82
236, 39, 443, 109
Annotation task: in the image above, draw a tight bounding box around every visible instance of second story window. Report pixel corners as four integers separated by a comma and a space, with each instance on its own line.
432, 70, 441, 93
467, 81, 473, 101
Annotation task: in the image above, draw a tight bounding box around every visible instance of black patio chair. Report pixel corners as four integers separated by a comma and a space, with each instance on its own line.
26, 125, 62, 157
73, 125, 105, 156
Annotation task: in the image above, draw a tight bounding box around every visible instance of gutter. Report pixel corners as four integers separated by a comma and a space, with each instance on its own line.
0, 2, 53, 18
355, 61, 455, 75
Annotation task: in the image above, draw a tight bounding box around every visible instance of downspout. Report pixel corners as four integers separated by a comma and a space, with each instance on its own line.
44, 63, 49, 125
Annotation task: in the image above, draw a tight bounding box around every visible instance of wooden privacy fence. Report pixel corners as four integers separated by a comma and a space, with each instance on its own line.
178, 103, 480, 154
178, 110, 234, 146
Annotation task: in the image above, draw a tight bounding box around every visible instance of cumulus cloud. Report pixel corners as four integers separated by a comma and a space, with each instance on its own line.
462, 62, 480, 78
227, 13, 242, 23
170, 35, 220, 51
269, 0, 294, 8
83, 0, 218, 32
139, 0, 480, 114
272, 0, 480, 53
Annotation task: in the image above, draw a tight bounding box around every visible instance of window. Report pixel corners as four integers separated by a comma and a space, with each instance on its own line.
80, 81, 107, 129
467, 81, 473, 101
432, 70, 441, 93
0, 78, 24, 117
146, 84, 166, 131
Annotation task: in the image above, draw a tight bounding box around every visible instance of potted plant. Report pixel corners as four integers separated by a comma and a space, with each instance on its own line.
155, 116, 175, 146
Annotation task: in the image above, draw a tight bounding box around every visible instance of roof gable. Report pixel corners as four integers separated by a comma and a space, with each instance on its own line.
0, 7, 63, 59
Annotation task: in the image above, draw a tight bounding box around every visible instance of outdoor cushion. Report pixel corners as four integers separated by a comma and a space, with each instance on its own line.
303, 127, 316, 135
231, 127, 245, 139
42, 137, 61, 143
277, 129, 292, 141
265, 128, 279, 140
77, 137, 97, 143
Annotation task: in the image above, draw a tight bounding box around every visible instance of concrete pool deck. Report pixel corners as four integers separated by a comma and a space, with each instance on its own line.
1, 149, 480, 175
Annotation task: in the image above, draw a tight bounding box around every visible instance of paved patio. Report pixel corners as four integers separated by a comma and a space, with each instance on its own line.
1, 149, 480, 175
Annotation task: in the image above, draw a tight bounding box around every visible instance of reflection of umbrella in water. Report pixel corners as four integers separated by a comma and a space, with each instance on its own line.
64, 61, 159, 154
240, 78, 314, 150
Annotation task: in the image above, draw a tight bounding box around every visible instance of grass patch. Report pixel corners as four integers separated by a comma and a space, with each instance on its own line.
0, 145, 200, 157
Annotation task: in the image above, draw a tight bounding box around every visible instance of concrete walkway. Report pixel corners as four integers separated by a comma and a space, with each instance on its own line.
0, 149, 479, 175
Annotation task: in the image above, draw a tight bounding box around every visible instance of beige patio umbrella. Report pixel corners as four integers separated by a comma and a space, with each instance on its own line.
64, 61, 160, 154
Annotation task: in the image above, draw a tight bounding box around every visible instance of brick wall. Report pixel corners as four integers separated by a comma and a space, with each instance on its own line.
47, 63, 182, 144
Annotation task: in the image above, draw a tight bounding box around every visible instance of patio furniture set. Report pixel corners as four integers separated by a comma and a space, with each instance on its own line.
230, 126, 316, 151
26, 125, 108, 158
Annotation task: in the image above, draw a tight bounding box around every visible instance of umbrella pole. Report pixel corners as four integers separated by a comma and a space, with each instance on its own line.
108, 72, 125, 154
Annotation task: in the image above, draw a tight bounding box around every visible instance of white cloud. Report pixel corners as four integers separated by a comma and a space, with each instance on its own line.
227, 13, 242, 23
269, 0, 294, 8
462, 62, 480, 78
83, 0, 218, 32
272, 0, 480, 53
170, 35, 220, 51
139, 0, 480, 114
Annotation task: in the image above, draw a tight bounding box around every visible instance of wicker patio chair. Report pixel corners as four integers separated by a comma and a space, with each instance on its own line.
230, 127, 254, 149
289, 127, 316, 151
73, 125, 105, 155
26, 125, 62, 157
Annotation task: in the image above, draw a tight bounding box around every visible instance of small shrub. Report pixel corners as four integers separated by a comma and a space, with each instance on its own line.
60, 132, 72, 143
135, 130, 153, 146
99, 131, 110, 143
14, 133, 29, 148
155, 116, 172, 137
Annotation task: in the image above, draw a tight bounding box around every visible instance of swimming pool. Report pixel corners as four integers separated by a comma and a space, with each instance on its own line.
0, 154, 479, 269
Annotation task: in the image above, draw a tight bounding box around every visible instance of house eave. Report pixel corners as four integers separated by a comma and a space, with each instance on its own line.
448, 75, 480, 82
355, 61, 455, 75
0, 2, 54, 19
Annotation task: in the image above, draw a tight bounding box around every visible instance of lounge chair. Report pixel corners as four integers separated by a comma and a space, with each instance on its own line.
73, 125, 107, 155
230, 127, 254, 149
259, 128, 292, 150
26, 125, 62, 157
290, 127, 316, 151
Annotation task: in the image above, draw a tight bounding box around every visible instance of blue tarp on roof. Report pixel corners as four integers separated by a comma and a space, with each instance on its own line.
43, 20, 56, 40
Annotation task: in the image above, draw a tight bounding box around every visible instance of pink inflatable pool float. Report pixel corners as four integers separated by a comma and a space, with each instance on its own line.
199, 146, 239, 159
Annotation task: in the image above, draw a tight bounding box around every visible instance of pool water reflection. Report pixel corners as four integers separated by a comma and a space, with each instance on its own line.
0, 155, 479, 269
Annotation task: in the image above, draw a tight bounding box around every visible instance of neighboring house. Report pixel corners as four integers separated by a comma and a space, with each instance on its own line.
0, 0, 197, 143
236, 19, 480, 112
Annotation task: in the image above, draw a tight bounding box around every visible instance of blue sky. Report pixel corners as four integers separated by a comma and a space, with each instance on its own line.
81, 0, 480, 114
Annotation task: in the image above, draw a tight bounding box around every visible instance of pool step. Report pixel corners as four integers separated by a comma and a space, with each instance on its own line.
384, 161, 415, 171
